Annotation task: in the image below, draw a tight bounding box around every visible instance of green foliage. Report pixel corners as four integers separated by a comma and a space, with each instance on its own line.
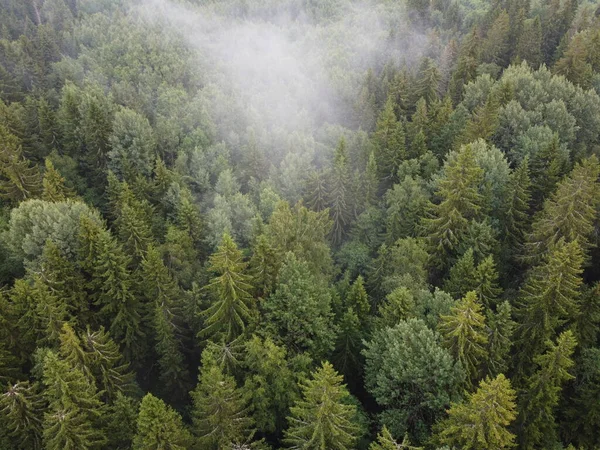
439, 291, 488, 387
132, 393, 192, 450
370, 426, 423, 450
374, 96, 406, 184
0, 381, 44, 450
284, 361, 359, 450
42, 351, 106, 449
263, 252, 335, 359
363, 319, 464, 443
517, 331, 577, 450
434, 374, 517, 450
191, 349, 253, 449
201, 233, 255, 342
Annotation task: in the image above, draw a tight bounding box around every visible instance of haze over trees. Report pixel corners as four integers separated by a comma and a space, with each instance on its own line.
2, 0, 600, 448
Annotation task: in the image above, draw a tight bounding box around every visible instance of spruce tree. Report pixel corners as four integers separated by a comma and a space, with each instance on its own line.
0, 381, 44, 450
191, 350, 253, 449
434, 374, 517, 449
78, 217, 144, 361
423, 143, 483, 268
42, 351, 106, 450
132, 393, 192, 450
141, 245, 189, 398
306, 170, 329, 212
516, 239, 583, 369
443, 247, 477, 299
517, 331, 577, 450
328, 138, 351, 246
526, 156, 600, 263
284, 361, 359, 450
42, 159, 72, 202
201, 233, 255, 342
373, 97, 406, 184
0, 124, 42, 202
439, 291, 488, 387
484, 301, 515, 377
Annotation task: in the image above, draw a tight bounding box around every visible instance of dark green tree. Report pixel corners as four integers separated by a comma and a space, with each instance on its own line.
0, 381, 44, 450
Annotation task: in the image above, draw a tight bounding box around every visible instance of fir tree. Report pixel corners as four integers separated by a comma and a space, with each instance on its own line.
434, 374, 517, 449
439, 291, 488, 387
132, 393, 192, 450
306, 170, 329, 212
443, 247, 477, 299
284, 361, 359, 450
201, 233, 255, 342
484, 301, 515, 377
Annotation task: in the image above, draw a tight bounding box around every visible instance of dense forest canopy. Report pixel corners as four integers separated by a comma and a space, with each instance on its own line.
2, 0, 600, 448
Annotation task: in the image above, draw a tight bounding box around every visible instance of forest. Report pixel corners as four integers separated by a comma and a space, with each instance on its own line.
1, 0, 600, 448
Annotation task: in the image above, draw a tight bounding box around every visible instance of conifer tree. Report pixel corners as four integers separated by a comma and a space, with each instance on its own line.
306, 170, 329, 212
443, 247, 477, 299
484, 301, 515, 377
42, 159, 72, 202
0, 124, 42, 202
501, 156, 531, 270
191, 350, 253, 449
345, 275, 370, 322
423, 143, 483, 268
248, 234, 280, 299
39, 240, 87, 324
362, 151, 379, 210
474, 255, 502, 307
201, 233, 255, 342
526, 156, 600, 263
517, 331, 577, 450
516, 239, 583, 369
0, 381, 44, 450
416, 57, 440, 105
373, 97, 406, 184
434, 374, 517, 449
284, 361, 359, 450
333, 308, 364, 384
78, 217, 144, 361
514, 17, 542, 68
132, 393, 192, 450
378, 287, 415, 327
369, 426, 423, 450
42, 351, 106, 450
31, 276, 71, 345
328, 138, 351, 246
439, 291, 488, 387
141, 245, 189, 397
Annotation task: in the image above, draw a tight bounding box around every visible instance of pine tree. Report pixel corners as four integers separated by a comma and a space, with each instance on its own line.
248, 234, 280, 299
434, 374, 517, 449
423, 143, 483, 268
345, 275, 370, 322
529, 133, 565, 210
31, 276, 71, 345
191, 350, 254, 449
42, 351, 106, 450
333, 308, 364, 385
0, 381, 44, 450
284, 361, 359, 450
439, 291, 488, 387
514, 17, 542, 68
369, 426, 422, 450
378, 287, 415, 327
132, 393, 192, 450
201, 233, 255, 342
141, 245, 189, 398
449, 28, 481, 104
42, 159, 73, 202
373, 97, 406, 184
516, 239, 583, 369
328, 138, 352, 246
517, 331, 577, 450
104, 392, 139, 450
526, 156, 600, 263
0, 124, 42, 202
